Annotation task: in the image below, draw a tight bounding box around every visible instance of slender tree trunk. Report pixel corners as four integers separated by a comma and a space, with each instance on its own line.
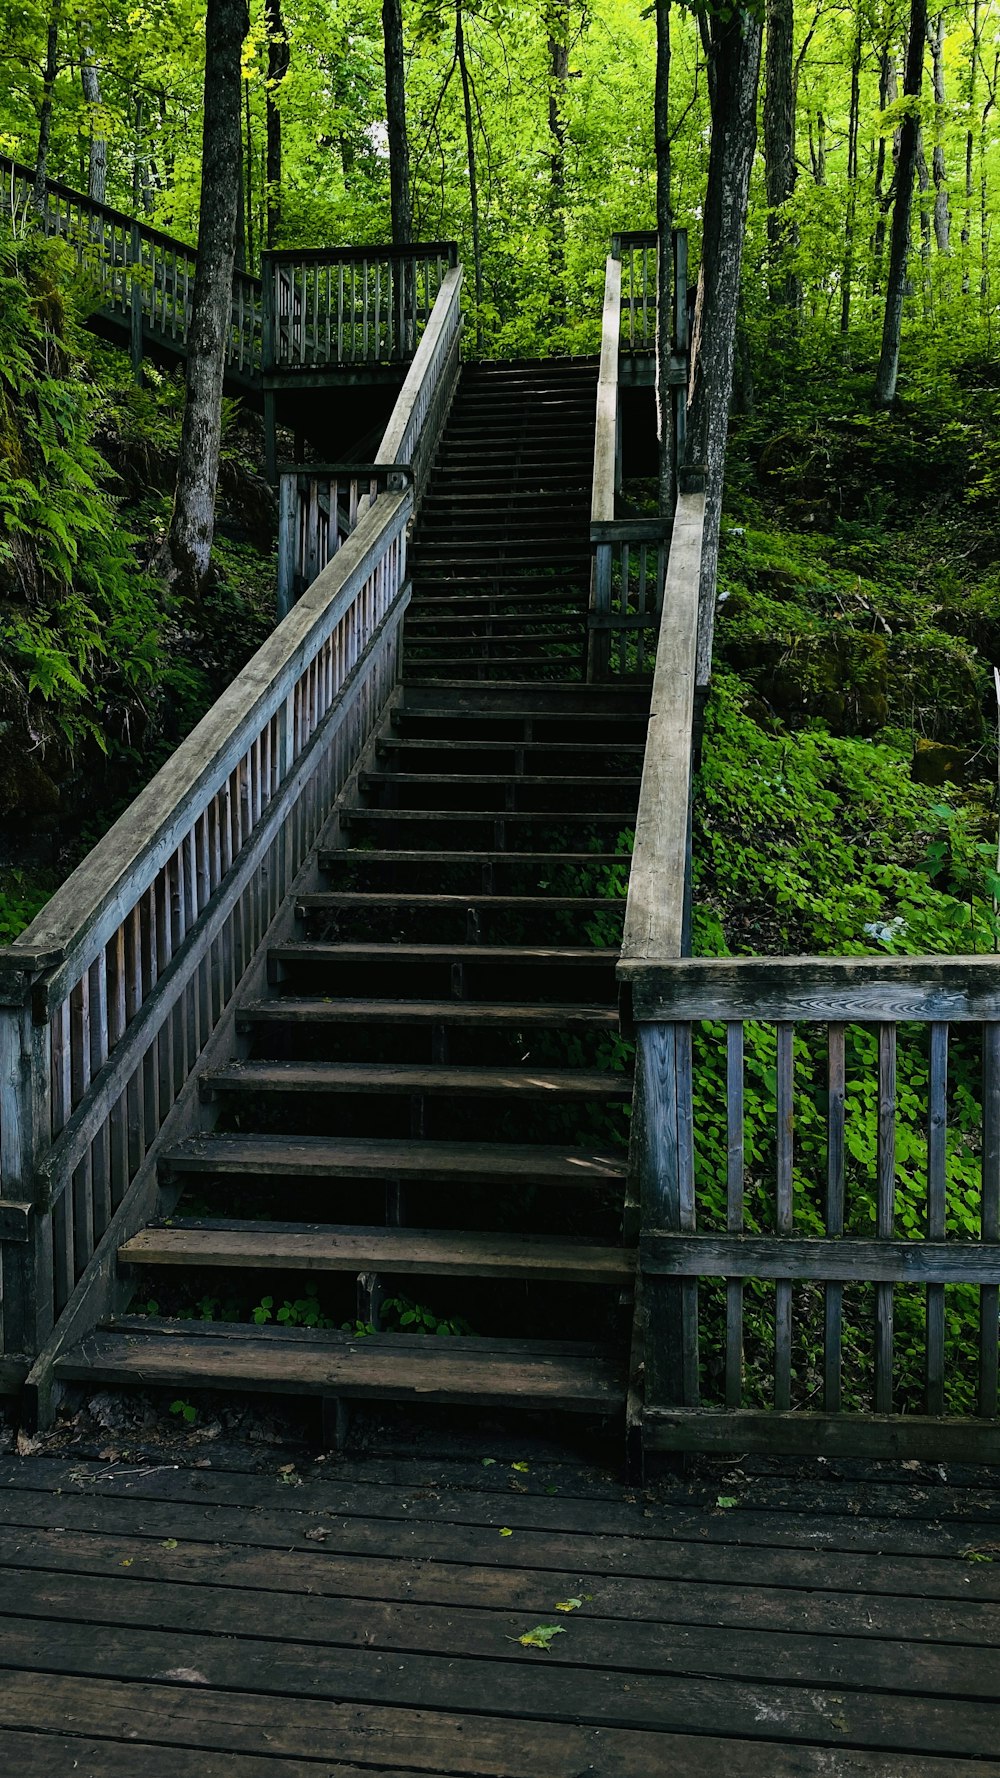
33, 7, 61, 208
872, 52, 897, 292
382, 0, 412, 243
654, 0, 674, 511
764, 0, 799, 305
876, 0, 927, 404
840, 0, 862, 333
927, 13, 950, 251
916, 126, 933, 307
546, 0, 570, 322
166, 0, 250, 597
455, 1, 483, 333
80, 39, 106, 202
244, 79, 254, 269
685, 5, 763, 682
265, 0, 289, 246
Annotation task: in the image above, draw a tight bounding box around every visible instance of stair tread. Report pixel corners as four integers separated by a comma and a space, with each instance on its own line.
238, 997, 620, 1025
202, 1061, 631, 1097
54, 1323, 624, 1410
163, 1132, 626, 1180
377, 739, 644, 753
271, 942, 616, 965
298, 892, 626, 908
342, 809, 630, 824
120, 1220, 634, 1278
322, 849, 630, 862
361, 772, 638, 787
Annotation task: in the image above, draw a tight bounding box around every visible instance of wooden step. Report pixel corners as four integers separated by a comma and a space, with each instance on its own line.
120, 1221, 634, 1282
320, 848, 630, 868
297, 891, 626, 912
201, 1060, 631, 1100
54, 1321, 624, 1413
161, 1132, 626, 1184
269, 942, 618, 969
338, 809, 630, 835
375, 739, 644, 759
238, 997, 620, 1028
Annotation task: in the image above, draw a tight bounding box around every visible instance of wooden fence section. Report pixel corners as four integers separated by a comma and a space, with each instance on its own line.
0, 491, 412, 1412
618, 955, 1000, 1461
1, 154, 262, 379
276, 263, 463, 618
588, 231, 689, 679
264, 244, 459, 371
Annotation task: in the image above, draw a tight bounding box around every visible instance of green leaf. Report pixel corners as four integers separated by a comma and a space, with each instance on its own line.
516, 1624, 566, 1650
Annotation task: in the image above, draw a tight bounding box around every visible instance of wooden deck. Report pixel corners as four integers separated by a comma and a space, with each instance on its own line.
1, 1448, 999, 1774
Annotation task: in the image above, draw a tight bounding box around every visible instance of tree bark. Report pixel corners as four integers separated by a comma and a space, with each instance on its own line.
654, 0, 674, 512
165, 0, 250, 597
840, 0, 862, 333
872, 51, 897, 291
382, 0, 411, 244
685, 5, 763, 683
265, 0, 289, 247
456, 0, 483, 335
546, 0, 570, 322
764, 0, 799, 305
33, 7, 61, 209
875, 0, 928, 405
80, 38, 106, 203
927, 13, 950, 251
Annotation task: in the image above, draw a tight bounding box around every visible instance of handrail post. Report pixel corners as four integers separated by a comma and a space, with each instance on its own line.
129, 219, 144, 383
276, 472, 297, 620
0, 969, 52, 1357
261, 251, 277, 483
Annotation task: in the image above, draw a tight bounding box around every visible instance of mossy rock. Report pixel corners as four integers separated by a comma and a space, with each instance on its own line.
911, 739, 982, 786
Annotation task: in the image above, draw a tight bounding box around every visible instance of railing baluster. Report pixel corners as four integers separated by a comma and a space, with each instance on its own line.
875, 1021, 897, 1414
725, 1020, 745, 1408
980, 1023, 1000, 1416
926, 1021, 948, 1415
824, 1021, 846, 1412
774, 1021, 794, 1410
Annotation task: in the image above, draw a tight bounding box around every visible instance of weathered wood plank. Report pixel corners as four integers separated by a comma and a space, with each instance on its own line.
645, 1406, 1000, 1464
621, 956, 1000, 1022
641, 1232, 1000, 1285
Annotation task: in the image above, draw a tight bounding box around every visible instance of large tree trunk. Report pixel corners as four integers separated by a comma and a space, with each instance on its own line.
840, 0, 862, 334
875, 0, 928, 405
927, 13, 950, 252
382, 0, 411, 244
80, 38, 106, 203
546, 0, 570, 322
685, 5, 763, 683
872, 51, 897, 292
763, 0, 799, 305
33, 7, 61, 209
455, 0, 483, 337
265, 0, 289, 247
654, 0, 674, 512
165, 0, 250, 597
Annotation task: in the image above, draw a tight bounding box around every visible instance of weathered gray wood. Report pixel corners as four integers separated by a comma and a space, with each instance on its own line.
592, 257, 621, 532
617, 493, 704, 969
982, 1024, 1000, 1417
644, 1406, 1000, 1461
725, 1021, 744, 1408
876, 1022, 897, 1415
774, 1023, 794, 1411
824, 1022, 846, 1412
641, 1233, 1000, 1287
622, 955, 1000, 1023
926, 1021, 948, 1415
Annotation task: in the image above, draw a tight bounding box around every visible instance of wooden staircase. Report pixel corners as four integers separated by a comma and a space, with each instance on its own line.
47, 360, 650, 1439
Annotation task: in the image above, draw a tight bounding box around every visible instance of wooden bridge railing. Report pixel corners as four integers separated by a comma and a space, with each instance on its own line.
619, 955, 1000, 1463
263, 243, 459, 371
588, 231, 689, 680
276, 263, 463, 618
0, 488, 412, 1416
1, 154, 263, 377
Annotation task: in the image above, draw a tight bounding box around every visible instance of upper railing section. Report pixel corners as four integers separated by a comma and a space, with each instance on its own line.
277, 263, 463, 618
263, 243, 459, 375
1, 154, 262, 379
588, 229, 690, 680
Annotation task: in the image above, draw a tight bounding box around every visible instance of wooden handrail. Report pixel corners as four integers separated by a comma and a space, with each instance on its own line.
376, 263, 463, 481
619, 952, 1000, 1023
264, 242, 458, 267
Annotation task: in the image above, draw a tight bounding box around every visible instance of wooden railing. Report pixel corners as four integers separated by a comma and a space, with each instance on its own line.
1, 154, 263, 378
276, 263, 463, 618
264, 243, 459, 371
619, 955, 1000, 1462
0, 489, 412, 1416
588, 231, 690, 680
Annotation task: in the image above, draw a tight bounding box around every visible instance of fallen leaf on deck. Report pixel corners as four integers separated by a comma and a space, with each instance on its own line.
499, 1527, 513, 1537
555, 1597, 583, 1612
716, 1495, 738, 1508
516, 1624, 565, 1650
511, 1461, 530, 1473
161, 1539, 179, 1550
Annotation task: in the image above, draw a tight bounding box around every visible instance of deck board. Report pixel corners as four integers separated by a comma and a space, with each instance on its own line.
0, 1454, 998, 1773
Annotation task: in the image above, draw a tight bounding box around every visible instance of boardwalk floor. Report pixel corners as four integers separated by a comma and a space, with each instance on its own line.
1, 1443, 999, 1774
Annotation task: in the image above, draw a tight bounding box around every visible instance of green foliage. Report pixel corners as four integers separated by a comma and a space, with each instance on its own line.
381, 1293, 476, 1336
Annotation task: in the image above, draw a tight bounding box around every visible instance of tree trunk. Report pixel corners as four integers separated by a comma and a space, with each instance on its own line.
840, 0, 862, 333
165, 0, 250, 597
764, 0, 799, 305
654, 0, 674, 512
872, 52, 897, 291
547, 0, 570, 322
80, 39, 106, 203
927, 13, 950, 252
875, 0, 927, 405
382, 0, 411, 244
456, 1, 483, 335
33, 8, 61, 209
685, 5, 763, 683
265, 0, 289, 247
